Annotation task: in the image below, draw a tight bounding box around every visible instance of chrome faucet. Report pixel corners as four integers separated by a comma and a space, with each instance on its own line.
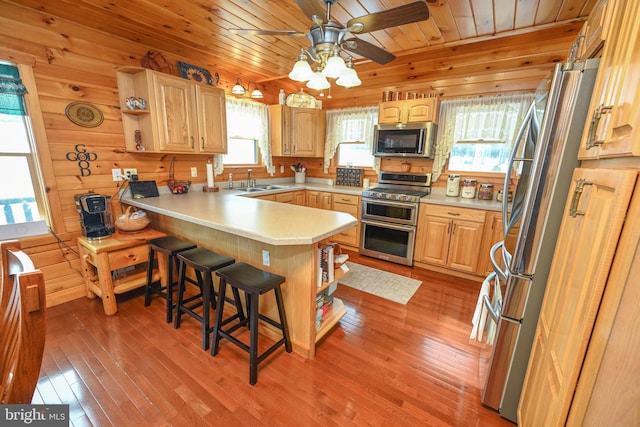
247, 169, 253, 188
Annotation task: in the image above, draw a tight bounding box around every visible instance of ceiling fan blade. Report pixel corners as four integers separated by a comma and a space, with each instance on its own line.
346, 1, 431, 34
295, 0, 327, 20
343, 38, 396, 64
228, 28, 306, 37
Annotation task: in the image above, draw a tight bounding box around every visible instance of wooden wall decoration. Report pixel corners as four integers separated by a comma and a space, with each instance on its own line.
64, 102, 103, 127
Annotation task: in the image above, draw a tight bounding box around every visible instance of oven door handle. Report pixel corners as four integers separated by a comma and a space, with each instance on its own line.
361, 218, 416, 232
362, 199, 419, 210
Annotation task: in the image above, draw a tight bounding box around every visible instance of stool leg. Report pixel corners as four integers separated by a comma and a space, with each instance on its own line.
144, 247, 155, 307
249, 293, 259, 386
165, 254, 175, 323
173, 259, 187, 329
202, 272, 213, 351
274, 285, 292, 353
211, 278, 227, 356
232, 287, 246, 322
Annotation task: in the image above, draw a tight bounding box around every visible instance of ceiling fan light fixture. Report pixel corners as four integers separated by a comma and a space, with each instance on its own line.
231, 78, 246, 95
322, 47, 347, 78
306, 68, 330, 90
289, 49, 315, 82
336, 58, 361, 88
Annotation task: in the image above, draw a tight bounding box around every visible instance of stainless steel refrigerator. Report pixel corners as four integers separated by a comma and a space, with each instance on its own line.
481, 57, 600, 422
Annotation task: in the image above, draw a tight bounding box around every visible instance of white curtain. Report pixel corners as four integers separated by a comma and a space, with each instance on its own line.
324, 106, 380, 173
224, 98, 272, 175
432, 92, 534, 181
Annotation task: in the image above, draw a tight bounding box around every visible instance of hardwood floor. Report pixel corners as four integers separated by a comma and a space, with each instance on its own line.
34, 250, 515, 426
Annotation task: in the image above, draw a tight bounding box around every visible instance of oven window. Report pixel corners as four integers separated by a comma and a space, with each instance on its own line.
365, 203, 413, 221
363, 223, 410, 257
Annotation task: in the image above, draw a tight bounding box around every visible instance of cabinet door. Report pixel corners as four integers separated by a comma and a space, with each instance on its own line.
405, 98, 439, 123
153, 73, 197, 152
275, 192, 294, 204
578, 0, 640, 159
294, 191, 306, 206
331, 196, 360, 247
378, 101, 403, 124
291, 108, 324, 156
415, 214, 450, 266
447, 219, 484, 273
196, 86, 227, 154
306, 190, 320, 208
518, 168, 637, 426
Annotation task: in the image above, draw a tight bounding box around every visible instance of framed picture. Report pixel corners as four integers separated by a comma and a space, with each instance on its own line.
177, 61, 216, 86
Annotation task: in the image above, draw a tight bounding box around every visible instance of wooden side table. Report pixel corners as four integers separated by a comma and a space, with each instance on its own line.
78, 229, 166, 315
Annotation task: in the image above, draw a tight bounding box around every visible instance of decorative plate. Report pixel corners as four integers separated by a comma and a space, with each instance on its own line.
177, 61, 217, 86
286, 90, 317, 108
65, 102, 104, 128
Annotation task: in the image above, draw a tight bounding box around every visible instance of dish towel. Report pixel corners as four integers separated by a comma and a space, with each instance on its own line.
470, 276, 491, 342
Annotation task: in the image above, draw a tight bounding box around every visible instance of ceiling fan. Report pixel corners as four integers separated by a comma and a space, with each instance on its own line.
229, 0, 431, 67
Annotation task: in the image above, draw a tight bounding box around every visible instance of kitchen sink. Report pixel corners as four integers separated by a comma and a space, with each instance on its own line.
237, 184, 290, 192
237, 187, 266, 192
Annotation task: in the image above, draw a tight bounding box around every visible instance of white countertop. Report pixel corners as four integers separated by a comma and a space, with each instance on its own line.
122, 178, 503, 245
122, 181, 357, 246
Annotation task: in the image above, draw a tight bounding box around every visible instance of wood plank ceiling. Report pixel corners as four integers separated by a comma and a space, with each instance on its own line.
7, 0, 594, 108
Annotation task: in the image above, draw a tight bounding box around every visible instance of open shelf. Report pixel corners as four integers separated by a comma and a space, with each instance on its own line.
315, 297, 347, 342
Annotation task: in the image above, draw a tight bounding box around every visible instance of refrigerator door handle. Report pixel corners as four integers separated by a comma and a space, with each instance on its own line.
490, 241, 509, 283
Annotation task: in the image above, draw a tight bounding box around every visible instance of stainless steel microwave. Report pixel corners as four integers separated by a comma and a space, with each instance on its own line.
373, 122, 437, 158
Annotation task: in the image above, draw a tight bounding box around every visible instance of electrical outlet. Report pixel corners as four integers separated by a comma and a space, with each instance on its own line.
262, 250, 270, 267
191, 167, 198, 177
112, 168, 122, 181
123, 168, 137, 180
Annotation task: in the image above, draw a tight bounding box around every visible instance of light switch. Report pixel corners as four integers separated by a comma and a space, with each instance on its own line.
191, 167, 198, 177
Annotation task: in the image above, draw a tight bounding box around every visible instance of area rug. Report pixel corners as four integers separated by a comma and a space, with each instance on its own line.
338, 262, 422, 305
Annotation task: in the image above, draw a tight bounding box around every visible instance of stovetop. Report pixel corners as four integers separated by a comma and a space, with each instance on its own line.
363, 171, 432, 202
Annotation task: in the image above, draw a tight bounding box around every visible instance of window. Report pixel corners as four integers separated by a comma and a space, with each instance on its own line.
325, 106, 378, 172
433, 93, 533, 180
223, 137, 259, 165
224, 98, 270, 171
0, 63, 49, 239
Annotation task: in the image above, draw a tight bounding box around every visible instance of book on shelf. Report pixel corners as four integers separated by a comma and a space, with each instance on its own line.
317, 243, 336, 286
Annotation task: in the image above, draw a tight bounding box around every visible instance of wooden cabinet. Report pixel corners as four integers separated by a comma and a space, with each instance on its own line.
414, 204, 485, 274
577, 0, 640, 160
117, 67, 227, 154
269, 105, 325, 157
518, 168, 637, 426
254, 190, 305, 205
306, 190, 332, 210
575, 0, 610, 60
378, 97, 440, 124
315, 266, 347, 343
330, 193, 361, 249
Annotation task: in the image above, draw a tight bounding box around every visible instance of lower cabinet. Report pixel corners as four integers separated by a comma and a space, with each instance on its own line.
254, 190, 305, 205
330, 193, 360, 249
414, 204, 485, 274
477, 211, 520, 276
307, 190, 332, 209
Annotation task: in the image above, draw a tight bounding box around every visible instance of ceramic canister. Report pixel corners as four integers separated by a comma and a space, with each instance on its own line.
446, 174, 460, 197
461, 179, 477, 199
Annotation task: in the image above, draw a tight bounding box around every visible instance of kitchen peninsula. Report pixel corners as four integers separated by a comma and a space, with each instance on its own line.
122, 187, 357, 359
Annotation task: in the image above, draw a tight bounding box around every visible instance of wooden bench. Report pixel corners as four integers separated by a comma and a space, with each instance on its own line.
0, 240, 46, 404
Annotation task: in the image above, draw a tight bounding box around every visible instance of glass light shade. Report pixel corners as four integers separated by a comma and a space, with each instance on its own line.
231, 79, 246, 95
322, 54, 347, 78
306, 70, 330, 90
250, 88, 264, 99
288, 59, 314, 82
336, 66, 361, 88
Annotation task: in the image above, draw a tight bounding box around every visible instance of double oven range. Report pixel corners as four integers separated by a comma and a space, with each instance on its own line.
360, 172, 431, 266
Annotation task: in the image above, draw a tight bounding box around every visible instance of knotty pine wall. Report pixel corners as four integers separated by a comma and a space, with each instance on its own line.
0, 2, 559, 307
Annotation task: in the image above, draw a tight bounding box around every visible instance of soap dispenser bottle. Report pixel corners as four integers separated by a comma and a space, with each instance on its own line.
278, 89, 286, 105
228, 173, 233, 189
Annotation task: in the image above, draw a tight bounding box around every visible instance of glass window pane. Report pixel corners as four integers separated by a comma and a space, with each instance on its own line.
223, 137, 258, 165
0, 156, 41, 225
0, 113, 30, 153
338, 143, 374, 167
449, 142, 511, 172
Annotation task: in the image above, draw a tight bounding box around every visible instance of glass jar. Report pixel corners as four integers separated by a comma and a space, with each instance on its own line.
461, 179, 477, 199
478, 183, 494, 200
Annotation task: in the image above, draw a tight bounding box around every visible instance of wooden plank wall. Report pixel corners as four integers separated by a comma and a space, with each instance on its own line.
0, 1, 574, 306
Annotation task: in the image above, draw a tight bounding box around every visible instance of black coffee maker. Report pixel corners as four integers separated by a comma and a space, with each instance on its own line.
75, 193, 114, 240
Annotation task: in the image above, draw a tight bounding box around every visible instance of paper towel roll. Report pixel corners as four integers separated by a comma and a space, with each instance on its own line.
206, 163, 214, 188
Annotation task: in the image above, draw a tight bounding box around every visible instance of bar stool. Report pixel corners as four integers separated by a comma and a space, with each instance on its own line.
211, 262, 292, 385
145, 236, 196, 323
174, 247, 241, 350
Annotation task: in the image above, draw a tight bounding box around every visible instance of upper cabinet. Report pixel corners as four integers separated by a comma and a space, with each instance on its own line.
575, 0, 610, 60
577, 0, 640, 160
269, 105, 325, 157
116, 67, 227, 154
378, 98, 440, 124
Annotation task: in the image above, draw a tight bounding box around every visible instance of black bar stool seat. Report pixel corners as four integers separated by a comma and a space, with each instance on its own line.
211, 262, 292, 385
174, 247, 242, 350
145, 236, 196, 323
